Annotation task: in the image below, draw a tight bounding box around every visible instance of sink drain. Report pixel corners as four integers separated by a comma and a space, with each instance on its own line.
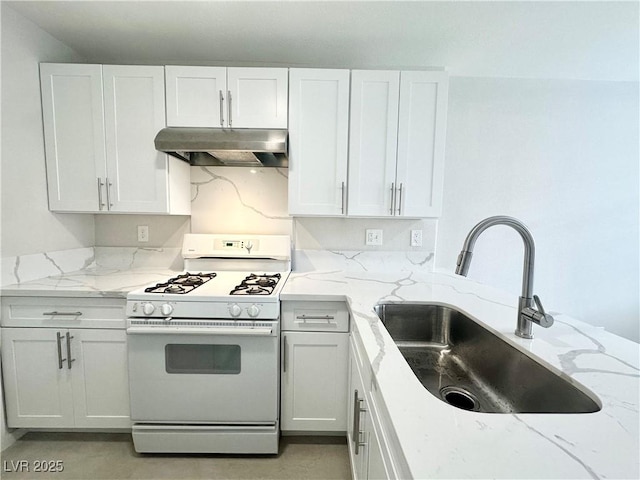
440, 386, 480, 411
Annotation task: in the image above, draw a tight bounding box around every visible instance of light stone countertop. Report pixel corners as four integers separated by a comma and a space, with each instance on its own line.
281, 268, 640, 480
1, 254, 638, 479
0, 267, 178, 298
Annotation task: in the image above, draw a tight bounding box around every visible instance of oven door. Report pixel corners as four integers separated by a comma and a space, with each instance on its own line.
127, 323, 278, 424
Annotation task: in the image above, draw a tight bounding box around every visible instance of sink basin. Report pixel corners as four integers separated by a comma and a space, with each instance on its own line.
374, 302, 601, 414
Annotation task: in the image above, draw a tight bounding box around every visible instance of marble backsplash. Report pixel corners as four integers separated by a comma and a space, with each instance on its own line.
4, 165, 438, 286
1, 247, 183, 287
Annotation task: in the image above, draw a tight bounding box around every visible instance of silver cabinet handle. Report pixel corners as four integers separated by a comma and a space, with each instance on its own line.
97, 178, 106, 211
219, 90, 224, 126
66, 332, 75, 370
341, 182, 346, 215
390, 182, 396, 215
56, 332, 65, 369
227, 90, 232, 127
352, 390, 359, 453
296, 314, 335, 321
43, 311, 83, 317
105, 177, 113, 209
397, 183, 403, 215
283, 335, 288, 373
352, 389, 367, 455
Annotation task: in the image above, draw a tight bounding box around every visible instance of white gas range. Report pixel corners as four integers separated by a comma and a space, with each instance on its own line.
126, 234, 290, 454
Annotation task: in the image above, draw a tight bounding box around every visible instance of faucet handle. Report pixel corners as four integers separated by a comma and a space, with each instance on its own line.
523, 295, 554, 328
533, 295, 546, 315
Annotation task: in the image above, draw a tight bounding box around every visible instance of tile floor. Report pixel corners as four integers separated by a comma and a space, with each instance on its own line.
1, 433, 351, 479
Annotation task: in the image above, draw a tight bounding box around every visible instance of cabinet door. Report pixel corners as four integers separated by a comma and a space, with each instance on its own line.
396, 71, 449, 217
165, 66, 227, 127
281, 332, 348, 432
1, 328, 74, 428
227, 67, 288, 128
348, 345, 369, 480
348, 70, 400, 216
288, 69, 350, 216
367, 419, 391, 480
103, 65, 169, 213
70, 329, 130, 428
40, 63, 106, 212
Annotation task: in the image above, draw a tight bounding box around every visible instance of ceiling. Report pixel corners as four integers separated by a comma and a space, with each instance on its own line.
4, 1, 639, 81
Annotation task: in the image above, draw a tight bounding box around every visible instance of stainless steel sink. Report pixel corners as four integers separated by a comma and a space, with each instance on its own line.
374, 302, 601, 414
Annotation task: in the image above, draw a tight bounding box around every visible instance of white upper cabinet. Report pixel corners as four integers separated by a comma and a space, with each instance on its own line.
348, 70, 448, 217
40, 64, 106, 212
165, 66, 288, 129
40, 63, 190, 215
165, 66, 227, 127
348, 70, 400, 217
288, 69, 350, 216
396, 71, 449, 217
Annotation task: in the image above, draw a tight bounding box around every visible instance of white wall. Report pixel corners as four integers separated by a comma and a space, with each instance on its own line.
436, 77, 639, 342
0, 4, 92, 259
0, 4, 89, 451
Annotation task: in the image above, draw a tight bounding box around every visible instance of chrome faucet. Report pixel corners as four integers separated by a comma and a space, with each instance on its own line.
455, 216, 554, 339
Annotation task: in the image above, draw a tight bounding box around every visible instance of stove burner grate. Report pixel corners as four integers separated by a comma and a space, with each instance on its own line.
230, 273, 282, 296
144, 272, 217, 294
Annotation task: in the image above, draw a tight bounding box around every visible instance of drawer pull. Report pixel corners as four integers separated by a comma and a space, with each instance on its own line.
43, 311, 83, 317
296, 314, 335, 321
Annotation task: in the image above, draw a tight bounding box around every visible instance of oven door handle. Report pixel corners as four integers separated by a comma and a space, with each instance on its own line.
126, 326, 274, 336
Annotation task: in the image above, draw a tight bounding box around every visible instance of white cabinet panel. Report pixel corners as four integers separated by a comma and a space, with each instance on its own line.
71, 329, 130, 428
348, 334, 395, 480
396, 71, 449, 217
288, 69, 350, 215
281, 331, 348, 432
40, 63, 106, 212
103, 65, 169, 213
40, 63, 190, 215
1, 328, 74, 428
280, 300, 350, 433
1, 326, 130, 429
166, 66, 227, 127
165, 66, 288, 129
348, 70, 400, 217
227, 67, 288, 128
347, 69, 448, 218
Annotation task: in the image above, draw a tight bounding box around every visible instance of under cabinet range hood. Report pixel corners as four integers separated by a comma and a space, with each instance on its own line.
154, 127, 288, 167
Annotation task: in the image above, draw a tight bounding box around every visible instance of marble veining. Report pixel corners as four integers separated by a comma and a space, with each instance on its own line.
1, 249, 637, 478
557, 319, 640, 379
1, 247, 96, 287
293, 249, 435, 273
192, 167, 288, 220
280, 266, 640, 479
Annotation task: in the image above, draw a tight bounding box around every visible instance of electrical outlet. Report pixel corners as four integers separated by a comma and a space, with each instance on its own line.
410, 229, 423, 247
137, 225, 149, 243
366, 229, 383, 246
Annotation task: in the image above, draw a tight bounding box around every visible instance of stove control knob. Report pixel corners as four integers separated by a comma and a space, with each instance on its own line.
142, 303, 155, 316
161, 303, 173, 316
229, 303, 242, 318
247, 304, 260, 318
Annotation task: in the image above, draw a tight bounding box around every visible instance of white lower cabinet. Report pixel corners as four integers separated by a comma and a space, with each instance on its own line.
280, 301, 349, 433
0, 297, 130, 429
348, 334, 397, 480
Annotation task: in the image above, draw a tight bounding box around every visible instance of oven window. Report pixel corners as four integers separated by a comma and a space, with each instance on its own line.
165, 344, 241, 374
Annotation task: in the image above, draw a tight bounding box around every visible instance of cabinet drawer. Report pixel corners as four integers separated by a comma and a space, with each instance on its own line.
1, 297, 126, 329
281, 301, 349, 332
